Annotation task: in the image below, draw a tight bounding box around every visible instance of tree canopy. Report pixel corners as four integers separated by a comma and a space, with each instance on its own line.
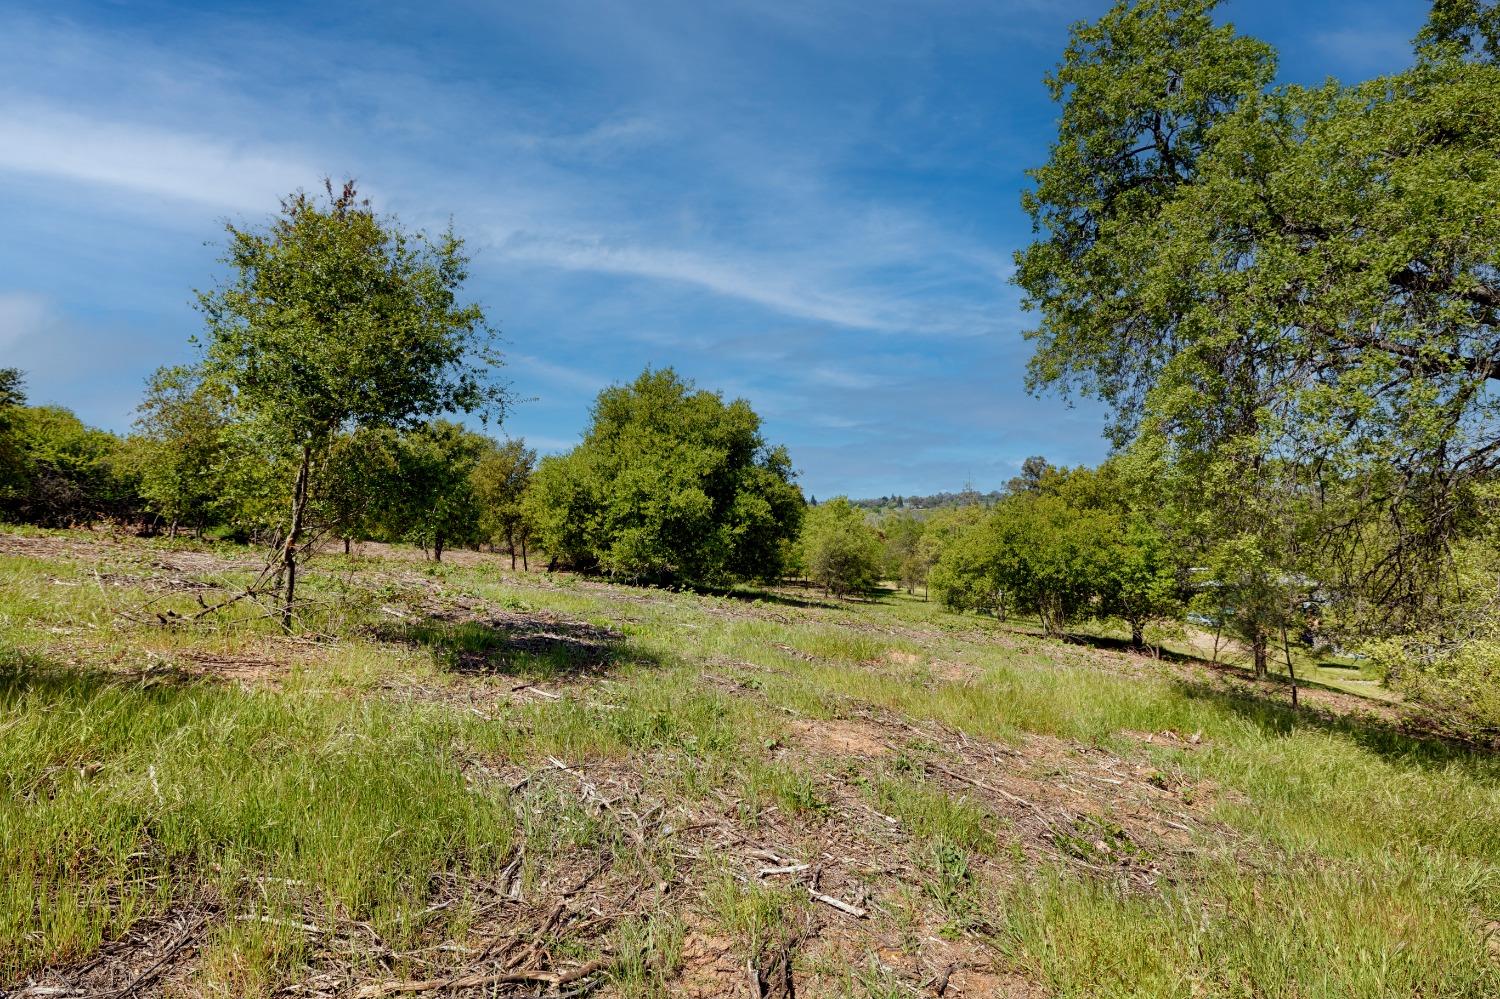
1016, 0, 1500, 628
471, 438, 537, 569
195, 179, 503, 624
801, 497, 884, 597
526, 368, 803, 586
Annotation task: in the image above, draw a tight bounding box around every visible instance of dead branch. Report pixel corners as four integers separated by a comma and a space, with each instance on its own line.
806, 887, 867, 919
352, 956, 611, 998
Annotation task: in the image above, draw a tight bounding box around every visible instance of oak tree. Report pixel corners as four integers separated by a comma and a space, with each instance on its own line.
196, 180, 502, 625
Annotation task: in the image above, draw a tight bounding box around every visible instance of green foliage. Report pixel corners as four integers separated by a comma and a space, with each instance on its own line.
196, 180, 502, 453
0, 403, 136, 527
1017, 0, 1500, 629
1095, 514, 1181, 647
0, 368, 23, 410
374, 421, 489, 560
879, 513, 933, 594
1419, 0, 1500, 61
194, 179, 502, 619
525, 368, 803, 585
799, 496, 883, 596
931, 465, 1181, 641
316, 428, 400, 548
936, 494, 1116, 634
128, 366, 232, 536
1367, 489, 1500, 733
0, 368, 28, 501
470, 438, 536, 566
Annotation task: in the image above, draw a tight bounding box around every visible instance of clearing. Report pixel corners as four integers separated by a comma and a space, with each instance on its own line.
2, 529, 1497, 997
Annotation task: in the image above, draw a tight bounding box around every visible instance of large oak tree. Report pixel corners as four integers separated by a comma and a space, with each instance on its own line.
1016, 0, 1500, 630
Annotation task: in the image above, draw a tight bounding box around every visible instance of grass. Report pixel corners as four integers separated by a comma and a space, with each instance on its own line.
2, 528, 1498, 995
0, 661, 514, 979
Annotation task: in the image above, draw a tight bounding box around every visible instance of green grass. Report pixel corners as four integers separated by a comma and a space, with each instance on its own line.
0, 659, 514, 979
2, 529, 1498, 995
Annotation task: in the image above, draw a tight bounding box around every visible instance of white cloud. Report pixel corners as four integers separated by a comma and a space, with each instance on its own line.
508, 353, 612, 393
512, 116, 667, 159
0, 103, 321, 213
513, 433, 579, 454
807, 365, 887, 390
1313, 26, 1414, 74
496, 230, 1002, 336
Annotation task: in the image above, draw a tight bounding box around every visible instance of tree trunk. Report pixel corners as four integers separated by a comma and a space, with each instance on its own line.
521, 537, 528, 571
168, 520, 178, 539
282, 444, 311, 632
434, 534, 444, 562
1131, 620, 1144, 649
1251, 631, 1269, 680
344, 536, 351, 555
1281, 623, 1299, 709
507, 527, 517, 570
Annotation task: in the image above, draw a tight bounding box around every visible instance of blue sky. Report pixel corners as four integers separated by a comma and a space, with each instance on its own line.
0, 0, 1427, 498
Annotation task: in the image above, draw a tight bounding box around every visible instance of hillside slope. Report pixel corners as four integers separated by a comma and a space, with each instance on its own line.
2, 530, 1498, 997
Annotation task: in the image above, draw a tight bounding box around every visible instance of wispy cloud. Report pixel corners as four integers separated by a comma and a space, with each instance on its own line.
0, 0, 1111, 497
1312, 25, 1414, 74
0, 103, 321, 213
507, 353, 612, 394
496, 231, 1005, 336
0, 291, 50, 350
807, 365, 888, 390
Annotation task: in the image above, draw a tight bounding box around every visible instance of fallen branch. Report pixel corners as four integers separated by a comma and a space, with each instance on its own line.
807, 888, 866, 919
352, 957, 611, 998
233, 914, 325, 935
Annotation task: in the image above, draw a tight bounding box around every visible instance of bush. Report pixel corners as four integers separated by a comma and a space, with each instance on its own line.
800, 497, 883, 596
0, 404, 139, 527
524, 368, 803, 585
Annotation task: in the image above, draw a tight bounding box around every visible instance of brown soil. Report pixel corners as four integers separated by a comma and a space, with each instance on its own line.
790, 717, 894, 758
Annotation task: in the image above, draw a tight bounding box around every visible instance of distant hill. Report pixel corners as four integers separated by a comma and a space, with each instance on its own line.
848, 489, 1004, 512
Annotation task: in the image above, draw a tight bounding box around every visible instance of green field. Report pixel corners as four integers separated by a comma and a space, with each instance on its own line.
3, 529, 1497, 997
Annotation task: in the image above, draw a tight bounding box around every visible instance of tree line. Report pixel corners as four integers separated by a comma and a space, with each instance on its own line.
0, 182, 807, 626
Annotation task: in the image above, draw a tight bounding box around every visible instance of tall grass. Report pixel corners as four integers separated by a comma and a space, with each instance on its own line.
0, 656, 514, 979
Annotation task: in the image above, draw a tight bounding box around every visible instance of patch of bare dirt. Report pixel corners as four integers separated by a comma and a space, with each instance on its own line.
0, 530, 260, 577
790, 717, 893, 758
326, 538, 508, 570
929, 658, 977, 683
169, 648, 312, 688
777, 700, 1227, 892
676, 931, 747, 997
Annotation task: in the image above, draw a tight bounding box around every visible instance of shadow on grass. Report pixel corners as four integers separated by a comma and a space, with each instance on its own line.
712, 581, 847, 611
375, 613, 659, 682
1002, 626, 1500, 767
1171, 675, 1500, 774
1061, 631, 1379, 703
0, 650, 220, 710
1057, 631, 1206, 667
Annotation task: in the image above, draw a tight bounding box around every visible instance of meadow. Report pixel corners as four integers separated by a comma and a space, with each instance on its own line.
2, 528, 1497, 998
